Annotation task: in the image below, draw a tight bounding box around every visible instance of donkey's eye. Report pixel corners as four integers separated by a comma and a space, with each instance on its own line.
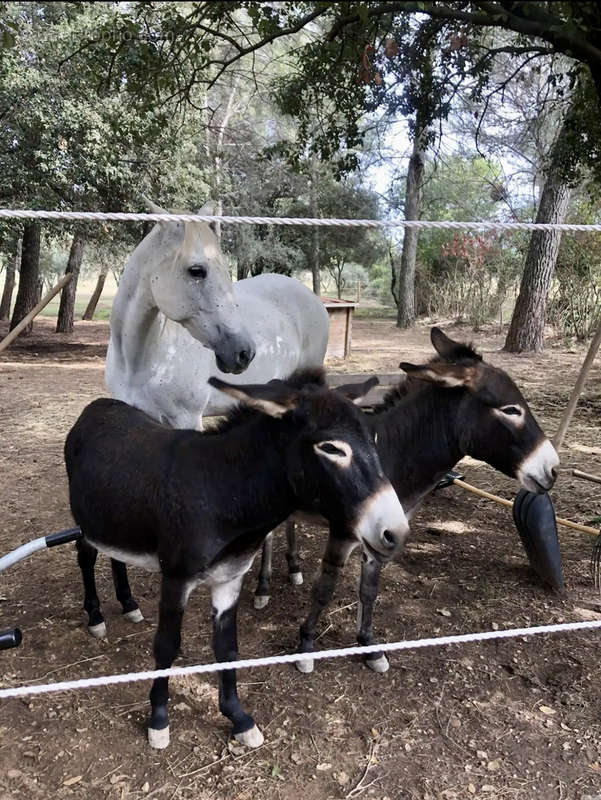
319, 442, 345, 455
188, 266, 207, 279
500, 405, 522, 416
314, 440, 353, 466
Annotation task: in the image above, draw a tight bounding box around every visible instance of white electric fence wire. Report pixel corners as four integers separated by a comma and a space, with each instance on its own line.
1, 619, 600, 700
1, 208, 601, 232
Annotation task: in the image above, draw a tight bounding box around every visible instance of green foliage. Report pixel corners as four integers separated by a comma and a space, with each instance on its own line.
403, 156, 525, 325
548, 196, 601, 339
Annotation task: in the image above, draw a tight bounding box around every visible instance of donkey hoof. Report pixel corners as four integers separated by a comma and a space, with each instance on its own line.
123, 608, 144, 623
366, 655, 389, 674
296, 656, 314, 674
88, 621, 107, 639
148, 725, 170, 750
253, 595, 270, 610
234, 724, 264, 749
289, 572, 303, 586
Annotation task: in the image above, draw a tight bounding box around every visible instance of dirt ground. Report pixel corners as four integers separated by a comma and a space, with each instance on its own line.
1, 316, 601, 800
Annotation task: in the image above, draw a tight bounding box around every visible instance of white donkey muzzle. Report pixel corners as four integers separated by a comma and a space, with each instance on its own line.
517, 439, 560, 493
354, 483, 409, 560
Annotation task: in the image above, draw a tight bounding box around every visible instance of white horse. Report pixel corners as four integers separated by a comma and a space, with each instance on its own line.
106, 204, 329, 428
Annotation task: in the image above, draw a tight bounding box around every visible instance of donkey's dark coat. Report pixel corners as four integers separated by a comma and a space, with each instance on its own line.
64, 369, 408, 748
258, 329, 559, 673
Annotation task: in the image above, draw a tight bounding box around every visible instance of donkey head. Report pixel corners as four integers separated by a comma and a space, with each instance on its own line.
210, 371, 410, 561
142, 199, 255, 374
400, 328, 559, 493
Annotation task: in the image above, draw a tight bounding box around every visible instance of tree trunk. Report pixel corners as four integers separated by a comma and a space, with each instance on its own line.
9, 222, 41, 335
56, 231, 86, 333
309, 157, 321, 296
82, 263, 109, 320
0, 238, 20, 321
504, 127, 573, 352
396, 118, 427, 329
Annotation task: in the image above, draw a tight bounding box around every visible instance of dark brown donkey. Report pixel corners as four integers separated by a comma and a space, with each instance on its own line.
256, 329, 559, 674
64, 369, 409, 749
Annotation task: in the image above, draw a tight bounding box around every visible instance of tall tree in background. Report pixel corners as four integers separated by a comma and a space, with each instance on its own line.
9, 222, 40, 333
504, 110, 575, 352
396, 110, 428, 328
56, 231, 85, 333
0, 236, 19, 321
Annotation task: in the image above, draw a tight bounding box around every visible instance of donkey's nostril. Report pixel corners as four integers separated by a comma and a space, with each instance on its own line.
381, 529, 396, 549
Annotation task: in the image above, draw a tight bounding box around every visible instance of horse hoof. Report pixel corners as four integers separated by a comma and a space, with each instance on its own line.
123, 608, 144, 623
234, 725, 264, 749
296, 657, 314, 674
289, 572, 303, 586
366, 655, 389, 673
148, 725, 170, 749
88, 621, 107, 639
253, 595, 270, 610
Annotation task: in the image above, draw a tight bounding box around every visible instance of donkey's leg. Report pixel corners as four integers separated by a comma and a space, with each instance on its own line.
111, 559, 144, 623
357, 557, 388, 673
254, 532, 273, 610
148, 576, 188, 749
212, 575, 263, 748
297, 535, 356, 674
285, 518, 303, 585
76, 538, 106, 638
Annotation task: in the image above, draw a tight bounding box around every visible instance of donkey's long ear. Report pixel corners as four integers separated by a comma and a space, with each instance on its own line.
209, 377, 298, 417
399, 361, 480, 390
335, 375, 379, 405
431, 327, 482, 363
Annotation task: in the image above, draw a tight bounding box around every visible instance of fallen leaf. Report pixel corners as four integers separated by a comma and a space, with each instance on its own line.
63, 776, 82, 787
437, 608, 452, 617
539, 705, 556, 715
487, 759, 501, 772
336, 771, 350, 785
316, 763, 332, 771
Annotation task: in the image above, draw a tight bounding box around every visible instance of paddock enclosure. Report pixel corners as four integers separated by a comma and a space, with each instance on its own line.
0, 317, 600, 800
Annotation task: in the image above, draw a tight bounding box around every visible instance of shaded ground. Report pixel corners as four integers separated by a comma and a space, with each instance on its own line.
1, 316, 601, 800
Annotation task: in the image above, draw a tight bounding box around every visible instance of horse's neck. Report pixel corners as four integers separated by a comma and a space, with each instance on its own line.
110, 257, 161, 375
374, 389, 463, 513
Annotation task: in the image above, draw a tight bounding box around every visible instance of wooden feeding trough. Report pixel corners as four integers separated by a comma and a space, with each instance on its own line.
322, 297, 356, 359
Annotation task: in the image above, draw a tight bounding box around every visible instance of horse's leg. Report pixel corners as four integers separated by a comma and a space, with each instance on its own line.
297, 534, 355, 674
148, 575, 188, 749
212, 574, 264, 747
285, 518, 303, 585
356, 556, 388, 673
111, 559, 144, 623
76, 538, 106, 638
254, 532, 273, 609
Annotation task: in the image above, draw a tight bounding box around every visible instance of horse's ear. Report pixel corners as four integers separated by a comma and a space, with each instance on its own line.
142, 196, 171, 229
197, 201, 218, 234
431, 327, 481, 362
335, 376, 379, 405
209, 377, 299, 417
399, 361, 480, 390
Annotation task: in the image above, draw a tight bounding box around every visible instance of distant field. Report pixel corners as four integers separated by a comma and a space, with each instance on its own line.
0, 272, 118, 320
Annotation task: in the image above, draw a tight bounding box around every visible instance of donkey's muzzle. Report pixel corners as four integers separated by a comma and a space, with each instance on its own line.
355, 483, 409, 560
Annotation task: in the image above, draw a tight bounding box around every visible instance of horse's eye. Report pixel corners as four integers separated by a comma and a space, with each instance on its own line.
188, 266, 207, 279
500, 405, 521, 416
